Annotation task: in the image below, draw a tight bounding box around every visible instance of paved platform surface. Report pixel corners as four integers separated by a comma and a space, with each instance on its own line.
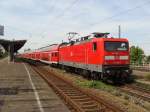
0, 58, 70, 112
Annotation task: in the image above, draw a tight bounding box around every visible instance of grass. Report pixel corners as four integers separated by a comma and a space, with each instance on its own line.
75, 79, 115, 91
145, 74, 150, 81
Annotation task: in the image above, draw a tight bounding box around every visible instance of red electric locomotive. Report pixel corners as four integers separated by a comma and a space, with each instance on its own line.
59, 33, 132, 83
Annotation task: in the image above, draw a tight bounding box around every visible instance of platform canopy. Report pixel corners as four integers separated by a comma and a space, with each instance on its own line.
0, 39, 26, 52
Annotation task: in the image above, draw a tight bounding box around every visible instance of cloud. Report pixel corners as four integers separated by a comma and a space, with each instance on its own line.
0, 0, 150, 55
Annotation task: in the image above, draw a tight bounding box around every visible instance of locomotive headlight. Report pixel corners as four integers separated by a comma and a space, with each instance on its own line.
119, 56, 128, 60
105, 56, 115, 60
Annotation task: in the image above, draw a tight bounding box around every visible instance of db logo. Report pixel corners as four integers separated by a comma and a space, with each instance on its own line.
115, 56, 119, 60
114, 61, 120, 64
70, 52, 73, 56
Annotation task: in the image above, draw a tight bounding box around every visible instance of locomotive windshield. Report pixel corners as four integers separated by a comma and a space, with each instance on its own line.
105, 41, 128, 51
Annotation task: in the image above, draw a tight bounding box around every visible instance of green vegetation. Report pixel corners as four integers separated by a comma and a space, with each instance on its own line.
145, 55, 150, 63
0, 51, 8, 59
130, 46, 150, 64
135, 81, 150, 91
130, 46, 144, 65
0, 48, 3, 57
75, 79, 115, 91
145, 74, 150, 81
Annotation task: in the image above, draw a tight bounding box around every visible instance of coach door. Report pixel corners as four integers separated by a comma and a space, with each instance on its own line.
85, 44, 89, 68
49, 53, 52, 62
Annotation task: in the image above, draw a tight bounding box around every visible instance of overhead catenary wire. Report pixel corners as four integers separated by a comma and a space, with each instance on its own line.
40, 0, 80, 35
5, 0, 58, 38
53, 0, 80, 21
37, 0, 150, 49
5, 0, 79, 50
88, 0, 150, 27
5, 25, 42, 38
4, 1, 150, 45
4, 0, 150, 38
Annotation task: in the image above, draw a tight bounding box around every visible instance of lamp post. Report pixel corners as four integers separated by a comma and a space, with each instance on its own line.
0, 25, 4, 37
118, 25, 121, 38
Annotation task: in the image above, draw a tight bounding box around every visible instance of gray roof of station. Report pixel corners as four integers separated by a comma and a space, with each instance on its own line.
0, 39, 27, 52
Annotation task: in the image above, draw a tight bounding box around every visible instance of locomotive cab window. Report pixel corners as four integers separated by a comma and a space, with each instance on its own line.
93, 42, 97, 51
105, 41, 128, 51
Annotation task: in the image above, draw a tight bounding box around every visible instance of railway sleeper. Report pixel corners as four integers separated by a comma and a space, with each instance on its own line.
60, 87, 77, 90
81, 103, 98, 109
64, 93, 85, 97
79, 101, 97, 105
97, 105, 109, 112
73, 98, 92, 102
63, 91, 82, 95
68, 94, 87, 97
83, 108, 100, 112
58, 87, 75, 90
58, 86, 76, 90
62, 90, 79, 93
66, 93, 88, 98
82, 102, 110, 112
59, 88, 78, 92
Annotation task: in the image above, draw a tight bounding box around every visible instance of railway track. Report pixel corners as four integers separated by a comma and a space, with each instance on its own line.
30, 63, 124, 112
132, 67, 150, 72
119, 84, 150, 102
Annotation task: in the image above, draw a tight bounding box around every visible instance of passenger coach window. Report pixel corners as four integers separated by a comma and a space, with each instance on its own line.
52, 53, 54, 57
93, 42, 97, 51
55, 53, 57, 56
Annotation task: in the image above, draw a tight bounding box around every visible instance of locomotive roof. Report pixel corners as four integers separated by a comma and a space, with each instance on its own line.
92, 32, 109, 34
102, 37, 128, 41
60, 31, 128, 47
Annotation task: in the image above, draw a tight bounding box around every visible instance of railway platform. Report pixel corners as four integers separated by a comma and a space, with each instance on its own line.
0, 58, 70, 112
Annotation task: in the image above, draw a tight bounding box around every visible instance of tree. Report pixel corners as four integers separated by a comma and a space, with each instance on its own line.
146, 55, 150, 63
130, 46, 144, 65
0, 48, 3, 57
130, 46, 136, 63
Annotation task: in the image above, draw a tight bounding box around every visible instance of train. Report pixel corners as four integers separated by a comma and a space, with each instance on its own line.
19, 32, 132, 83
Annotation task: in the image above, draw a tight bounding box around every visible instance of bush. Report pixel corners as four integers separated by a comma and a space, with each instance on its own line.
0, 49, 3, 57
145, 74, 150, 81
0, 52, 8, 59
89, 80, 98, 88
124, 94, 130, 100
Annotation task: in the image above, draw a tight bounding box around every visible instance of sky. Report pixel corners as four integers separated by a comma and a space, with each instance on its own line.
0, 0, 150, 55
